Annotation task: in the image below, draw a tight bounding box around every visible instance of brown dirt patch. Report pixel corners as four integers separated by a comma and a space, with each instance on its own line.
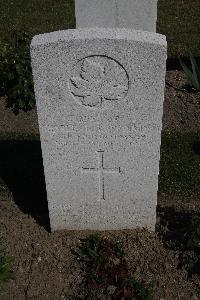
0, 191, 199, 300
0, 70, 200, 299
163, 70, 200, 132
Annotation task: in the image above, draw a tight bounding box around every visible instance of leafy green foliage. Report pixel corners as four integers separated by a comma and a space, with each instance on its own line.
0, 244, 14, 288
72, 234, 127, 285
72, 234, 107, 264
0, 30, 35, 114
73, 233, 125, 266
179, 55, 200, 91
71, 234, 154, 300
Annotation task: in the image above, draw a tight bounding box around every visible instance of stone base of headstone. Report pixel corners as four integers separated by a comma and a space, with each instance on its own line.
31, 28, 167, 231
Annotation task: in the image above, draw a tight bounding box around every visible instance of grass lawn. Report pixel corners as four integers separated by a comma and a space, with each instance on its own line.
159, 131, 200, 193
0, 0, 200, 57
157, 0, 200, 57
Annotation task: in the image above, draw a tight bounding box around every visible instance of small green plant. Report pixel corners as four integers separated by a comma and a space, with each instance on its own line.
0, 244, 14, 288
71, 234, 154, 300
72, 234, 111, 286
72, 233, 108, 269
0, 30, 35, 114
179, 54, 200, 91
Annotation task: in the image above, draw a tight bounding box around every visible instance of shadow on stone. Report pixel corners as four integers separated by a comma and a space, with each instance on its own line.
0, 140, 50, 231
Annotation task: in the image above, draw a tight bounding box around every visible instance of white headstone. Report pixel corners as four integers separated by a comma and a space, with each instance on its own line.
31, 28, 167, 231
75, 0, 158, 32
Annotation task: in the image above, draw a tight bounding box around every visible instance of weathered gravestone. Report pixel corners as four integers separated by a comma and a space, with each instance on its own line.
31, 28, 167, 231
75, 0, 158, 32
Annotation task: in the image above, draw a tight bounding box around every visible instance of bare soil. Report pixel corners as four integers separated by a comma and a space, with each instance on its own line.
163, 70, 200, 132
0, 70, 200, 299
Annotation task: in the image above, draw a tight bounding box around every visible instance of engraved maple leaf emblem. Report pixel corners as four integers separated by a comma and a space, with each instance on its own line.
70, 57, 129, 108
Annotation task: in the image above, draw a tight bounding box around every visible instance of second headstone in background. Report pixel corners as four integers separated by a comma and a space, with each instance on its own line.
75, 0, 158, 32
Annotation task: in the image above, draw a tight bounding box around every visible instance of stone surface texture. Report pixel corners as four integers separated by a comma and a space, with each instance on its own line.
75, 0, 158, 32
31, 28, 167, 231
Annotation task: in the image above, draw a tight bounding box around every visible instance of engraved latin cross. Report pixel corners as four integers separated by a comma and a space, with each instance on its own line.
81, 151, 121, 201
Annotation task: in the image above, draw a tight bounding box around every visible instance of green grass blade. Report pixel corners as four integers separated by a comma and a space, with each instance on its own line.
0, 256, 14, 286
190, 53, 200, 78
179, 57, 194, 83
190, 55, 200, 90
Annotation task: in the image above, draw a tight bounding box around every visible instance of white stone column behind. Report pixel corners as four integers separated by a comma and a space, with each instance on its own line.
75, 0, 158, 32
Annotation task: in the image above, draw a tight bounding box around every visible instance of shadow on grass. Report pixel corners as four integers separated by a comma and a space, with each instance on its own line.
156, 206, 200, 249
0, 140, 50, 231
156, 206, 200, 277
